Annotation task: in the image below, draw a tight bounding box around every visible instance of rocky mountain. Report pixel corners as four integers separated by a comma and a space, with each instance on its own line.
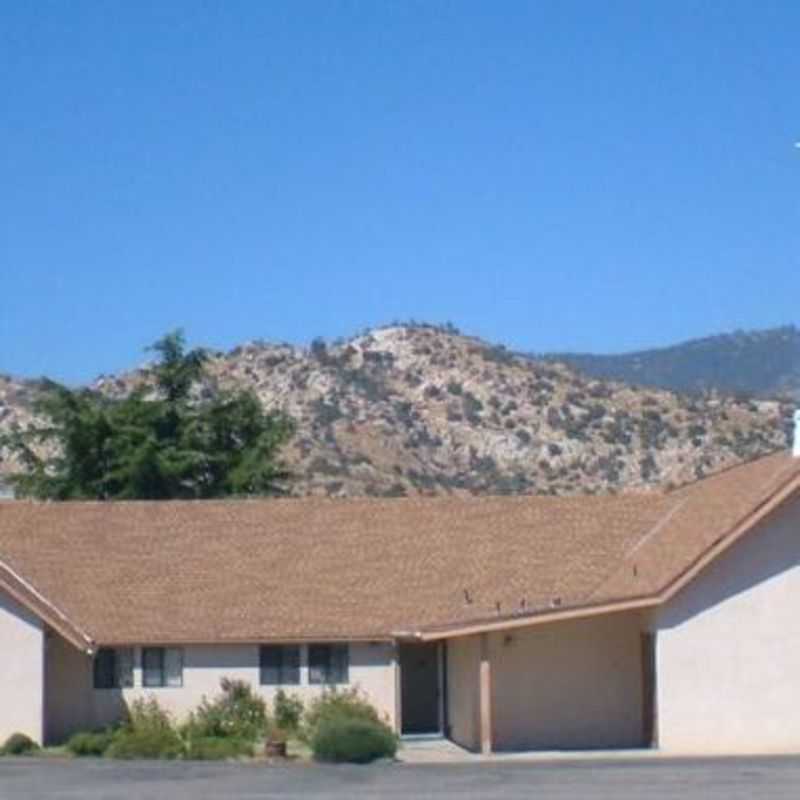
546, 325, 800, 399
0, 325, 793, 497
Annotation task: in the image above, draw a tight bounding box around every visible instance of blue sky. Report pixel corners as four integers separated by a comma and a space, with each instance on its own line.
2, 1, 800, 383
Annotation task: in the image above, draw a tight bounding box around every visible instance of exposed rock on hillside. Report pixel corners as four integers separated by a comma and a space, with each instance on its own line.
0, 326, 792, 497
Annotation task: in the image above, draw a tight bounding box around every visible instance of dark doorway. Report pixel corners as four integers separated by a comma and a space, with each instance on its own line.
400, 642, 441, 735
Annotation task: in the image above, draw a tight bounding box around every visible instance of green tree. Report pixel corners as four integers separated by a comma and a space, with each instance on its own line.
2, 331, 295, 500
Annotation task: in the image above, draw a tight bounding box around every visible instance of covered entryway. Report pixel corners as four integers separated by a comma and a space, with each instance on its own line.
399, 642, 443, 735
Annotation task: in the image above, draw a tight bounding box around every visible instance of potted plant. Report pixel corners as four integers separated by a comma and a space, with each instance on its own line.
265, 726, 288, 758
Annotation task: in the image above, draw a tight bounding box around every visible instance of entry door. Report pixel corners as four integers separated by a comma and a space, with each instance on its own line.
400, 642, 441, 734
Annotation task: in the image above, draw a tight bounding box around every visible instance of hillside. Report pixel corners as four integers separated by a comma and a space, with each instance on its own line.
547, 325, 800, 399
0, 325, 793, 497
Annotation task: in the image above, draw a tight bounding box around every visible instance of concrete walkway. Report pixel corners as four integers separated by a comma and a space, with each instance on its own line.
398, 737, 475, 763
397, 738, 744, 765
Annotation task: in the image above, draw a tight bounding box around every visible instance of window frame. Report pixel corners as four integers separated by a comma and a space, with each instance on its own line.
141, 646, 184, 688
259, 644, 301, 686
308, 643, 349, 686
93, 647, 134, 690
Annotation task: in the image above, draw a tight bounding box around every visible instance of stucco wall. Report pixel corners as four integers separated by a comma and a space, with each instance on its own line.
654, 496, 800, 754
44, 640, 397, 742
0, 588, 44, 744
44, 632, 96, 743
487, 611, 645, 751
446, 635, 481, 751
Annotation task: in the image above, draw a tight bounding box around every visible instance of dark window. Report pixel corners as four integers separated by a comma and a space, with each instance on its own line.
260, 645, 300, 685
142, 647, 183, 688
93, 648, 116, 690
93, 648, 133, 689
308, 644, 349, 685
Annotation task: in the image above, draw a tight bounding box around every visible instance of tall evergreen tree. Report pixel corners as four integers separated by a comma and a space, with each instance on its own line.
2, 331, 295, 500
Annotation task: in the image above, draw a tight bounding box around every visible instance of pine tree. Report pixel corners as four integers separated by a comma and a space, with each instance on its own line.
2, 331, 295, 500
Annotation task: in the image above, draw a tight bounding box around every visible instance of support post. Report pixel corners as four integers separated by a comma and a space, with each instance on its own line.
479, 633, 492, 755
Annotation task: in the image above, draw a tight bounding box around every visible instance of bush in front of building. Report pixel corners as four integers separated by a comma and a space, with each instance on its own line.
303, 688, 398, 763
66, 730, 115, 757
105, 698, 184, 760
185, 736, 254, 761
273, 689, 305, 736
184, 678, 269, 742
302, 687, 381, 741
311, 716, 397, 764
1, 733, 39, 756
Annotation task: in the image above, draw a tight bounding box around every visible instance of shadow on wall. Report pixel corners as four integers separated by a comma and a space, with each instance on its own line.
658, 498, 800, 630
44, 633, 128, 744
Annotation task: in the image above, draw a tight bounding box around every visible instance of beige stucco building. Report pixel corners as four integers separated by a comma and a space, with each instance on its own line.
2, 451, 800, 754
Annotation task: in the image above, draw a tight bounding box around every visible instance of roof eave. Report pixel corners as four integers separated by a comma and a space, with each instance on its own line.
0, 562, 94, 654
412, 468, 800, 642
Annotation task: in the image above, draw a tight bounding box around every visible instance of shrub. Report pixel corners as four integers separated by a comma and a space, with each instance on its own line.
311, 717, 397, 764
185, 737, 254, 761
106, 729, 184, 760
1, 732, 39, 756
106, 698, 184, 760
186, 678, 268, 741
302, 687, 382, 743
66, 730, 114, 757
273, 690, 304, 735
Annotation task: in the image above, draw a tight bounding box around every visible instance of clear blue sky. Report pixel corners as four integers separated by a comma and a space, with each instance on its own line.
3, 1, 800, 383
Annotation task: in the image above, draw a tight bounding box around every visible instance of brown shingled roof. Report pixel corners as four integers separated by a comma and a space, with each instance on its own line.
1, 452, 798, 649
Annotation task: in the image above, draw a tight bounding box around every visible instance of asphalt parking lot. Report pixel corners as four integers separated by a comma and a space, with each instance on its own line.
1, 756, 799, 800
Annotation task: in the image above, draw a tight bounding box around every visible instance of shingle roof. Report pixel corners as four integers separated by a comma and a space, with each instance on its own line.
1, 452, 798, 649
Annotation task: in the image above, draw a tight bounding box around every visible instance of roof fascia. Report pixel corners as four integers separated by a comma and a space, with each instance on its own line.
0, 563, 94, 653
658, 471, 800, 606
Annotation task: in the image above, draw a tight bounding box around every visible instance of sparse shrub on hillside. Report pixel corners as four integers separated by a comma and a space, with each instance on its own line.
640, 454, 659, 482
363, 351, 395, 369
308, 456, 347, 477
462, 392, 483, 424
393, 400, 417, 427
587, 382, 612, 399
546, 407, 563, 429
312, 398, 344, 427
446, 381, 463, 396
480, 345, 516, 365
515, 429, 532, 446
310, 338, 331, 365
340, 369, 389, 403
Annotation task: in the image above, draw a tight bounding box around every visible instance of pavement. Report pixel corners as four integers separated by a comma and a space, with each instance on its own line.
1, 756, 800, 800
